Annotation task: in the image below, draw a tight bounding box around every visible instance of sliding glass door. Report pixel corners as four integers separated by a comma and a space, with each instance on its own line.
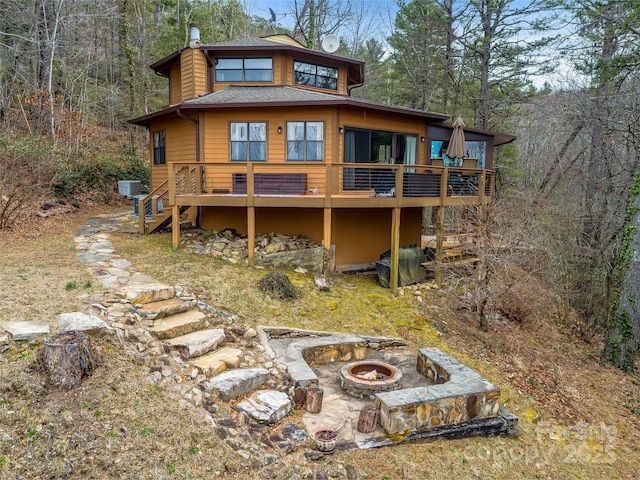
343, 128, 417, 192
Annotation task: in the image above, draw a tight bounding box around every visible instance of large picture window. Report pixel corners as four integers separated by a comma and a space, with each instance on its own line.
230, 122, 267, 161
294, 61, 338, 90
215, 58, 273, 82
287, 122, 324, 161
153, 130, 166, 165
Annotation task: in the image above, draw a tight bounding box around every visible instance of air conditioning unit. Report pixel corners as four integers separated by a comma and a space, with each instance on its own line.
132, 195, 163, 219
118, 180, 141, 197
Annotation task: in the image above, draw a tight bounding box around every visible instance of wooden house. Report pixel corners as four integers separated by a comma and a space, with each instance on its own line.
129, 29, 515, 291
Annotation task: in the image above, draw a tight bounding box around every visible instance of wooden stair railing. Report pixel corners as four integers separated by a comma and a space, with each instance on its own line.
140, 165, 202, 235
137, 180, 170, 235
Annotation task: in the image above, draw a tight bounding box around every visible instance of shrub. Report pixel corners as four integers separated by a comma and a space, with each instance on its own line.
0, 131, 55, 229
52, 153, 149, 200
257, 272, 299, 300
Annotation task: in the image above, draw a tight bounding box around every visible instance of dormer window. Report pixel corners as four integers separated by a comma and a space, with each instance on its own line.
215, 58, 273, 82
294, 61, 338, 90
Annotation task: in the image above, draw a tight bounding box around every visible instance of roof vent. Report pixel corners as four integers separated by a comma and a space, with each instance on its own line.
189, 24, 201, 47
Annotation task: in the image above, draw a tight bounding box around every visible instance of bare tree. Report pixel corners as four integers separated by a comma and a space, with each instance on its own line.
605, 172, 640, 371
289, 0, 354, 49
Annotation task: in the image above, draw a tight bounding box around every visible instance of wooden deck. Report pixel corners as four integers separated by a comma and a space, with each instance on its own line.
138, 162, 495, 292
164, 162, 494, 210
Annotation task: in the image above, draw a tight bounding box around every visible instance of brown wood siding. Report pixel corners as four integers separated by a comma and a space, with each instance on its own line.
169, 62, 182, 105
332, 208, 422, 267
193, 49, 208, 97
168, 118, 197, 163
148, 116, 197, 189
181, 50, 194, 100
200, 206, 323, 241
201, 108, 335, 193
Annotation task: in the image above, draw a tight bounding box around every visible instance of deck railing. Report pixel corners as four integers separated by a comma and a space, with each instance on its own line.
167, 162, 494, 207
137, 180, 170, 233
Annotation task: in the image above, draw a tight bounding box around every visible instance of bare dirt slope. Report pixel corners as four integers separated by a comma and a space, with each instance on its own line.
1, 206, 639, 479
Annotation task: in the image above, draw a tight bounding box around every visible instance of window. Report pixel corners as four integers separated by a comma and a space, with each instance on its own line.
431, 140, 486, 167
153, 130, 166, 165
287, 122, 324, 161
294, 61, 338, 90
466, 141, 487, 168
215, 58, 273, 82
343, 128, 417, 190
230, 122, 267, 161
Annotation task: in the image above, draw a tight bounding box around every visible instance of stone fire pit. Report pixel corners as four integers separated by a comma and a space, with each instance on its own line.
340, 360, 403, 399
260, 326, 518, 451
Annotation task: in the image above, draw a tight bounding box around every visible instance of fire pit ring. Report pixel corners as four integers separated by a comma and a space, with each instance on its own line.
339, 360, 403, 399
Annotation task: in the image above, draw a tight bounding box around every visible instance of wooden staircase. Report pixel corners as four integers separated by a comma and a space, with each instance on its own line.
136, 181, 190, 235
139, 165, 202, 235
420, 232, 480, 270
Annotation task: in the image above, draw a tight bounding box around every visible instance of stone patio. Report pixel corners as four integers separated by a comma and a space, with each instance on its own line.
260, 327, 518, 451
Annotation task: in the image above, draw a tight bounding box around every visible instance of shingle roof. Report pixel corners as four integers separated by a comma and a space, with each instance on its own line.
187, 85, 449, 119
203, 37, 292, 48
129, 86, 450, 125
183, 85, 344, 105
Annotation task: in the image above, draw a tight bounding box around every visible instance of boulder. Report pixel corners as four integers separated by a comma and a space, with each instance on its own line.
58, 312, 110, 335
0, 321, 50, 341
236, 390, 291, 424
0, 328, 13, 352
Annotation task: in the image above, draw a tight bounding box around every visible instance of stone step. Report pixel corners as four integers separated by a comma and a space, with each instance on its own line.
208, 367, 269, 401
138, 298, 191, 320
117, 273, 175, 305
149, 310, 207, 340
164, 328, 226, 358
191, 346, 243, 377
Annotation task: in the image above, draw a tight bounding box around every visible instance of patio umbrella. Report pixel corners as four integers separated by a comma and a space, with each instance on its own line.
445, 116, 467, 161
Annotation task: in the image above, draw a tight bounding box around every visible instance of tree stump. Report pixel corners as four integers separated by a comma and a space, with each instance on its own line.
306, 387, 324, 413
42, 331, 97, 390
357, 405, 378, 433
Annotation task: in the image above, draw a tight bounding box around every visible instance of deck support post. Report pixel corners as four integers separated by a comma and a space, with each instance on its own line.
247, 206, 255, 267
323, 208, 332, 251
171, 205, 180, 249
390, 207, 401, 294
323, 163, 333, 255
247, 162, 255, 267
434, 206, 444, 287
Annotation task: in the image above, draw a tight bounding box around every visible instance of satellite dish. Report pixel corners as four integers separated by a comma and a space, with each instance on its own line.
321, 35, 339, 53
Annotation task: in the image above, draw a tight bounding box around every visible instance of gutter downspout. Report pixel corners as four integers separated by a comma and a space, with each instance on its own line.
203, 50, 215, 93
176, 109, 200, 162
176, 108, 201, 228
347, 64, 365, 96
348, 83, 364, 96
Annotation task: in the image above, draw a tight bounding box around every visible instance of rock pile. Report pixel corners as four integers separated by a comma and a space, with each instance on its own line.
396, 282, 439, 303
181, 228, 325, 269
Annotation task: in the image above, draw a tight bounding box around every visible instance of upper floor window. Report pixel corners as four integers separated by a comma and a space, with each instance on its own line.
287, 122, 324, 161
294, 61, 338, 90
230, 122, 267, 161
153, 130, 166, 165
215, 58, 273, 82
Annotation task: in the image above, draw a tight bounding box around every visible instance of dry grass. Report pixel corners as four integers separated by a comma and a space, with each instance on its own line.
1, 208, 639, 479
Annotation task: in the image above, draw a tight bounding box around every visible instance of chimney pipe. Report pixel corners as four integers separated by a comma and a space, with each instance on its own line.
189, 24, 201, 47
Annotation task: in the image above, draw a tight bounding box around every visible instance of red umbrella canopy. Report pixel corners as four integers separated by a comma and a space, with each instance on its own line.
445, 116, 466, 159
